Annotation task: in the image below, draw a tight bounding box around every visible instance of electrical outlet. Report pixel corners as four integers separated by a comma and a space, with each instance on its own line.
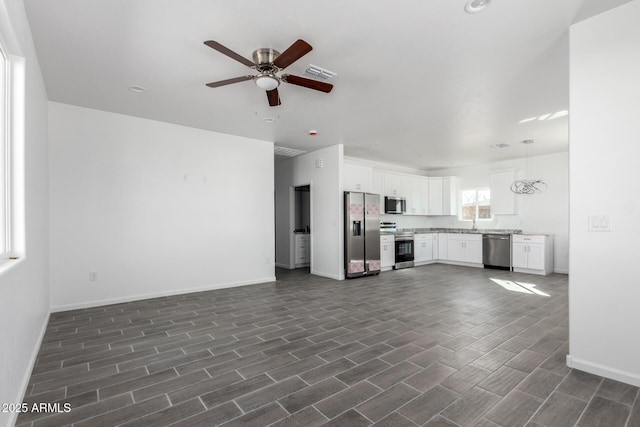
89, 272, 98, 281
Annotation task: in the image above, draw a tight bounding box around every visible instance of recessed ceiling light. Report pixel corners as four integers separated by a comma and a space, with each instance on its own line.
464, 0, 491, 14
263, 118, 275, 123
129, 85, 146, 93
490, 143, 511, 149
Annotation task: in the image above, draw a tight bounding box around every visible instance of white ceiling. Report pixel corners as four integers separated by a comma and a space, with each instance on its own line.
23, 0, 631, 170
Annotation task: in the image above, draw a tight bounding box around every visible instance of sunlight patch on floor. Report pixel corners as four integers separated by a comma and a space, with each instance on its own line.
490, 278, 550, 297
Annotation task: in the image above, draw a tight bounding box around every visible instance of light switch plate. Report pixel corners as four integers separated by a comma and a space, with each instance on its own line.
588, 214, 612, 232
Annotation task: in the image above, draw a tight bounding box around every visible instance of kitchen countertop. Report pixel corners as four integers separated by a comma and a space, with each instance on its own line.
399, 228, 522, 235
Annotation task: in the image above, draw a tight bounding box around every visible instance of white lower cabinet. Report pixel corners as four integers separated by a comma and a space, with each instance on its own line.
512, 235, 554, 275
414, 233, 436, 265
381, 235, 395, 271
294, 234, 310, 267
443, 233, 483, 265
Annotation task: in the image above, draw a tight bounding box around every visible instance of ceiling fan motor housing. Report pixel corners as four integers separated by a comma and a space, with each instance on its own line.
253, 48, 281, 73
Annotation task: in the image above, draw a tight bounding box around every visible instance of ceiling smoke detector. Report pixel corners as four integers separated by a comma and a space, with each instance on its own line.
465, 0, 491, 14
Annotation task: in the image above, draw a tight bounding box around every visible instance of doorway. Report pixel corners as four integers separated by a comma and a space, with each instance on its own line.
291, 185, 311, 270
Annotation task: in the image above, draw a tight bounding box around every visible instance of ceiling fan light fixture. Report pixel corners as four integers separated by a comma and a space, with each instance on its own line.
255, 75, 280, 91
464, 0, 491, 14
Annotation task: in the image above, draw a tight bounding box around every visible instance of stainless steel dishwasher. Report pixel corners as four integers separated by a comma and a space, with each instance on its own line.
483, 234, 511, 270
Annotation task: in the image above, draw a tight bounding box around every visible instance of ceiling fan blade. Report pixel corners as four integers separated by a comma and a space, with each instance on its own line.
273, 39, 313, 70
205, 75, 254, 88
282, 74, 333, 93
266, 88, 281, 106
204, 41, 255, 68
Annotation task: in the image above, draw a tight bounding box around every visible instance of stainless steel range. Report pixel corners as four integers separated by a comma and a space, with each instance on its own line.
394, 230, 415, 269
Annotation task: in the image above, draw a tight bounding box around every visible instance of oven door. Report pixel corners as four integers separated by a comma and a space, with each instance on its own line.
394, 237, 415, 269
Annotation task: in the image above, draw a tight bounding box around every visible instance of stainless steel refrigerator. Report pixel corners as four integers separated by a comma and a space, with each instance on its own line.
344, 192, 381, 278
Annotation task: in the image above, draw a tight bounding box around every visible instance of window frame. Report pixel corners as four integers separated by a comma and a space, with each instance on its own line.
0, 41, 10, 260
0, 31, 25, 266
460, 187, 492, 221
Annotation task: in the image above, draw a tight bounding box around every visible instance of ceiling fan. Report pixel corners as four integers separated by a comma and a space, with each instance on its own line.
204, 39, 333, 107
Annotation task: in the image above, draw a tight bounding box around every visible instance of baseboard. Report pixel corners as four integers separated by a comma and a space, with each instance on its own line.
437, 260, 484, 269
566, 355, 640, 387
275, 262, 293, 269
310, 270, 342, 281
554, 268, 569, 274
51, 276, 277, 313
8, 311, 50, 427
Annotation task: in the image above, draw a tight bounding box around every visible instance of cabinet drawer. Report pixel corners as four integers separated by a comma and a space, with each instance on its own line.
512, 235, 545, 244
380, 235, 395, 243
414, 233, 434, 242
447, 233, 482, 242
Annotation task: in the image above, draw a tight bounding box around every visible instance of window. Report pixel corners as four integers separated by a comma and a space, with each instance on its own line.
0, 43, 9, 258
0, 22, 24, 267
461, 188, 491, 221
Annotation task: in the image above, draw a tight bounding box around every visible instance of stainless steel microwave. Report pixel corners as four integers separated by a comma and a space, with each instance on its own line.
384, 196, 406, 214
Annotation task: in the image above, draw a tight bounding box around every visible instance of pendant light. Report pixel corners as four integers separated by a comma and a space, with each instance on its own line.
510, 139, 547, 194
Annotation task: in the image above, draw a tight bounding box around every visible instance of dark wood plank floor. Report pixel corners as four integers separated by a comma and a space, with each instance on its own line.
16, 264, 640, 426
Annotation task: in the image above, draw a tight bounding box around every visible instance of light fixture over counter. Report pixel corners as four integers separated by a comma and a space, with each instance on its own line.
511, 139, 548, 195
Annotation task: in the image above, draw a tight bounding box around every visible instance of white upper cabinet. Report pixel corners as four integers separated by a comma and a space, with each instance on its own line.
405, 176, 428, 215
383, 172, 406, 197
372, 170, 385, 205
344, 164, 373, 193
442, 177, 459, 215
490, 170, 517, 215
352, 167, 457, 217
428, 178, 444, 215
428, 177, 458, 215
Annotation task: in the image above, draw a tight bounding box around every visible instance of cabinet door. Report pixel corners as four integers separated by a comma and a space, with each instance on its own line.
512, 242, 528, 268
344, 164, 373, 192
372, 171, 384, 206
384, 173, 405, 197
464, 239, 483, 264
438, 233, 449, 260
447, 239, 465, 262
414, 234, 433, 262
428, 178, 444, 215
526, 243, 545, 270
406, 176, 427, 215
442, 177, 459, 215
381, 237, 395, 268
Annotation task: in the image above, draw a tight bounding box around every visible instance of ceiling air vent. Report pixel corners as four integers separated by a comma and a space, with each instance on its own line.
303, 64, 337, 80
274, 146, 307, 157
490, 143, 511, 149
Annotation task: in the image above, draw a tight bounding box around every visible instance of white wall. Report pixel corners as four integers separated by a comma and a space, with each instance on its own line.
49, 103, 275, 311
429, 152, 569, 273
0, 0, 50, 426
568, 0, 640, 386
275, 145, 343, 279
